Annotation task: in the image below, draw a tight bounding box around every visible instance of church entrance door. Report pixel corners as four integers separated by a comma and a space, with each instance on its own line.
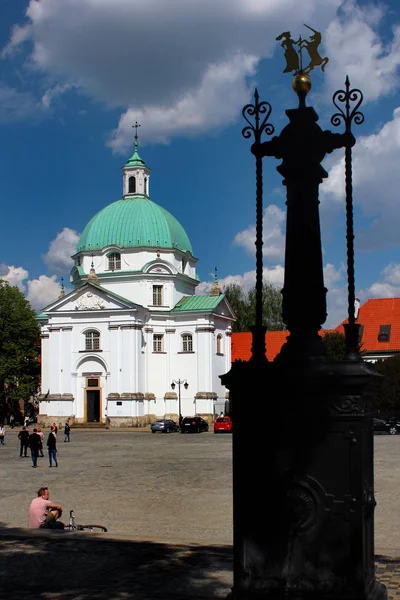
85, 378, 101, 422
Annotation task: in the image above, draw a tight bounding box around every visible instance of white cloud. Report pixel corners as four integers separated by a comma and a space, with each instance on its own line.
197, 265, 285, 297
41, 82, 79, 109
322, 107, 400, 250
325, 2, 400, 101
0, 83, 43, 122
0, 265, 29, 291
233, 205, 286, 262
2, 0, 340, 145
42, 227, 80, 274
26, 275, 61, 311
361, 263, 400, 299
109, 53, 257, 149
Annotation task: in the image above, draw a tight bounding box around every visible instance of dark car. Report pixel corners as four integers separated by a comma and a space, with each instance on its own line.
181, 416, 209, 433
373, 418, 397, 435
150, 419, 179, 433
214, 416, 233, 433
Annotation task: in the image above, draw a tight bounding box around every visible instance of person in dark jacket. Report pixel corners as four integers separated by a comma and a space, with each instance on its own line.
64, 420, 70, 442
18, 426, 30, 457
47, 427, 58, 467
29, 429, 42, 468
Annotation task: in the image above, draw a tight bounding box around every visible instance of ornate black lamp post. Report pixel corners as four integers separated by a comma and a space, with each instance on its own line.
171, 379, 188, 419
222, 25, 386, 600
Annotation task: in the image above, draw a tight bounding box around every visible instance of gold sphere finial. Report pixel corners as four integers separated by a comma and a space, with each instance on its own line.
292, 71, 312, 95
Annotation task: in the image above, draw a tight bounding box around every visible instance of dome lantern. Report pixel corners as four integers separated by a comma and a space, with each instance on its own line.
122, 123, 151, 198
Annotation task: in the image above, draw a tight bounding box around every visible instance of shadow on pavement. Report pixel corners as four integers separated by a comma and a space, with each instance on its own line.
0, 523, 233, 599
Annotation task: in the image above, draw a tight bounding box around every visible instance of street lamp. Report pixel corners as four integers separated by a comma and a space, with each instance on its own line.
171, 379, 188, 419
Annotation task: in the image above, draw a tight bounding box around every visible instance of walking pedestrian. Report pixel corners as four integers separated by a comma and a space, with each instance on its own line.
24, 415, 30, 428
64, 420, 70, 442
29, 429, 42, 468
9, 414, 14, 429
37, 428, 44, 457
18, 426, 30, 457
52, 422, 58, 435
0, 424, 5, 445
47, 426, 58, 467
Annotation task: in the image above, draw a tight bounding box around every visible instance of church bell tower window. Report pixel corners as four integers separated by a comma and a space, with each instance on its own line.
128, 176, 136, 193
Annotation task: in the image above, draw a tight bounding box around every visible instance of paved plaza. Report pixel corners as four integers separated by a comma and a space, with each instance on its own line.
1, 429, 400, 598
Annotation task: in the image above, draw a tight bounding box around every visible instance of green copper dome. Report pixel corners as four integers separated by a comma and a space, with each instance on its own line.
77, 195, 193, 253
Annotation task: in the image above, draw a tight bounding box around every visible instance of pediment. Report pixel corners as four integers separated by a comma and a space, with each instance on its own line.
214, 297, 236, 320
143, 259, 176, 275
43, 283, 141, 313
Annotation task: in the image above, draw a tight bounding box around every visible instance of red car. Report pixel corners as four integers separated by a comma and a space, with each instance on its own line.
214, 416, 233, 433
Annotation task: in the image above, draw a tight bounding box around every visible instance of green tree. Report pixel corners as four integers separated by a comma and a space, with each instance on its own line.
224, 282, 285, 332
0, 281, 41, 422
322, 332, 346, 361
373, 355, 400, 413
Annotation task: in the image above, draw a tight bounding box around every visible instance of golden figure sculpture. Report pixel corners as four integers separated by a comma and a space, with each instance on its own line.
276, 31, 299, 73
277, 25, 329, 75
301, 24, 329, 73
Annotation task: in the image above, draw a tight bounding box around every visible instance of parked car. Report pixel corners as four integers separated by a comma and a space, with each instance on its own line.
181, 416, 209, 433
373, 418, 397, 435
150, 419, 179, 433
214, 416, 233, 433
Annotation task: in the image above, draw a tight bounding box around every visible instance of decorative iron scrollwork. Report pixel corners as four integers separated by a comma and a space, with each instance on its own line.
242, 89, 274, 144
330, 395, 359, 414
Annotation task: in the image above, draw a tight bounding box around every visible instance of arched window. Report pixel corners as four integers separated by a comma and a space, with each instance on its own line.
216, 334, 223, 355
128, 176, 136, 193
144, 177, 148, 195
85, 330, 100, 351
182, 334, 193, 353
108, 252, 121, 271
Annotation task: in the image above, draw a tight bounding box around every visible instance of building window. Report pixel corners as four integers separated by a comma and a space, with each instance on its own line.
153, 285, 163, 306
108, 252, 121, 271
128, 176, 136, 193
217, 334, 223, 354
144, 177, 148, 195
85, 331, 100, 351
153, 334, 164, 353
378, 325, 391, 342
182, 334, 193, 352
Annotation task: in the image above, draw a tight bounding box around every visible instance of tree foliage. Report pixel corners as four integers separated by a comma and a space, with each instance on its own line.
223, 282, 286, 332
0, 281, 41, 421
321, 332, 346, 361
373, 355, 400, 412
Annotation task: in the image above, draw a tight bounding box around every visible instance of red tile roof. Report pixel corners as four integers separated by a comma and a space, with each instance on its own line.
232, 298, 400, 361
231, 331, 289, 362
334, 298, 400, 354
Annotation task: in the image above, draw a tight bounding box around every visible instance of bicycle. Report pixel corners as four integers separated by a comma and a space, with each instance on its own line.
64, 510, 107, 533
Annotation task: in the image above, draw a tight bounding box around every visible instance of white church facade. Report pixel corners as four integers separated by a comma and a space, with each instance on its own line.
38, 139, 234, 426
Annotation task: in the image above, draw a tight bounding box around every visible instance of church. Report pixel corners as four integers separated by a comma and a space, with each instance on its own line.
37, 136, 234, 426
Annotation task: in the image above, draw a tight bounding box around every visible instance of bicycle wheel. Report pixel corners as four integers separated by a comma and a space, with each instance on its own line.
76, 524, 108, 532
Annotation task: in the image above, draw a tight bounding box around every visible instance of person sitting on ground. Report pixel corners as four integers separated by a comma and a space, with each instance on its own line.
28, 486, 64, 530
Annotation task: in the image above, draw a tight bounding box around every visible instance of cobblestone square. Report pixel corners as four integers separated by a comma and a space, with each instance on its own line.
2, 429, 400, 598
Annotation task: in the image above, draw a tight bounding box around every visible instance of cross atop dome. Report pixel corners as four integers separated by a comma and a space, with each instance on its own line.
132, 120, 141, 142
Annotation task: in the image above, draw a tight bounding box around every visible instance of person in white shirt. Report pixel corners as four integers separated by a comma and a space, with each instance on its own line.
0, 424, 5, 445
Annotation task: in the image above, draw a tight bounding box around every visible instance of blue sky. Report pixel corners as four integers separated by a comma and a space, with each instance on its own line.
1, 0, 400, 327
